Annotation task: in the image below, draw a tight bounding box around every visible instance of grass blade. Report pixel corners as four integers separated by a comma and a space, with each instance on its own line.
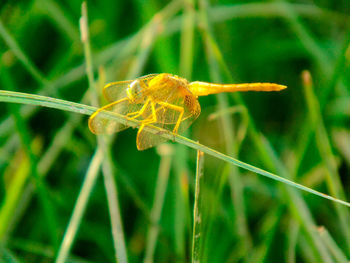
191, 150, 204, 263
302, 70, 350, 252
144, 144, 173, 263
0, 19, 50, 86
1, 90, 350, 209
0, 67, 59, 248
55, 148, 103, 263
318, 227, 349, 263
80, 2, 129, 261
198, 1, 251, 258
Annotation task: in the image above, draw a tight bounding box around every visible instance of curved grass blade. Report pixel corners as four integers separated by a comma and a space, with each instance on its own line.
0, 90, 350, 208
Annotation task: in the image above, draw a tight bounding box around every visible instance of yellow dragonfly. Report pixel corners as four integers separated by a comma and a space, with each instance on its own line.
89, 73, 286, 150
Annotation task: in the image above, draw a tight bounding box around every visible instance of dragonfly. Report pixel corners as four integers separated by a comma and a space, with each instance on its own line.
89, 73, 286, 150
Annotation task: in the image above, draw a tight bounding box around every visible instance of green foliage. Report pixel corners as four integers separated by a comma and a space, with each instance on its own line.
0, 0, 350, 262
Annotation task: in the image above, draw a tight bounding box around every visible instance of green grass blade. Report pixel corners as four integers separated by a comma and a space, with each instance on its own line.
0, 67, 59, 248
275, 0, 331, 73
180, 0, 195, 79
143, 145, 173, 263
191, 150, 204, 263
101, 151, 128, 263
80, 3, 129, 261
286, 219, 299, 263
302, 70, 350, 252
208, 3, 349, 24
35, 0, 80, 42
1, 90, 350, 209
55, 148, 103, 263
0, 19, 50, 86
318, 227, 349, 263
198, 1, 252, 258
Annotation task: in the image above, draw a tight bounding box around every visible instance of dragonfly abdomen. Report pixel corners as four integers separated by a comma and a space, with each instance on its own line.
189, 81, 287, 96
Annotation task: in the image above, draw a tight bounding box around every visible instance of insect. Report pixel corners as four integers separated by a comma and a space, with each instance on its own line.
89, 73, 286, 150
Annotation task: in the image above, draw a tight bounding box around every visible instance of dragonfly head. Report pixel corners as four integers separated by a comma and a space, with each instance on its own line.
126, 80, 142, 102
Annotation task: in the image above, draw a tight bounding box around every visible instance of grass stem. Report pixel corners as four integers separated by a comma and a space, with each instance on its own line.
191, 150, 204, 263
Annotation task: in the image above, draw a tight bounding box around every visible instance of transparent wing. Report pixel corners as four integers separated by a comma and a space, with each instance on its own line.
88, 98, 144, 134
103, 74, 159, 102
136, 126, 169, 151
102, 81, 133, 103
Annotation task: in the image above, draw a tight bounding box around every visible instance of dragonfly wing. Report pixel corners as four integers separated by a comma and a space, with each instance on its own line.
136, 127, 169, 151
103, 74, 159, 102
88, 98, 143, 134
103, 81, 132, 103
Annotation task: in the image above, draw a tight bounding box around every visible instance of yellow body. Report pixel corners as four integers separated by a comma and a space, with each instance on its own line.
89, 73, 286, 150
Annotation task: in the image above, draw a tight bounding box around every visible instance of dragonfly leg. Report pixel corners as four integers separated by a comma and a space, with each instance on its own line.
136, 102, 158, 144
158, 102, 184, 134
140, 101, 157, 125
126, 98, 150, 119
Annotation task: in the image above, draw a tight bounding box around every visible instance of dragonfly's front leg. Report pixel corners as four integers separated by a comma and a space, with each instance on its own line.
126, 98, 150, 120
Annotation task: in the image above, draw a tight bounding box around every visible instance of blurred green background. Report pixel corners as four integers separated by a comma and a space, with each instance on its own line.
0, 0, 350, 262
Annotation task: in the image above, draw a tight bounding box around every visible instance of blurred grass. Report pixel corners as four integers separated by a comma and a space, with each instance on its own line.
144, 144, 173, 263
1, 0, 350, 262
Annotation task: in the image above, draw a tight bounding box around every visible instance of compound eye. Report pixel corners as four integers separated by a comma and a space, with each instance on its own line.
130, 80, 141, 94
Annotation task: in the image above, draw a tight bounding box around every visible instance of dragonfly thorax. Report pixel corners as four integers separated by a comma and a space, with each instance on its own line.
126, 80, 143, 102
